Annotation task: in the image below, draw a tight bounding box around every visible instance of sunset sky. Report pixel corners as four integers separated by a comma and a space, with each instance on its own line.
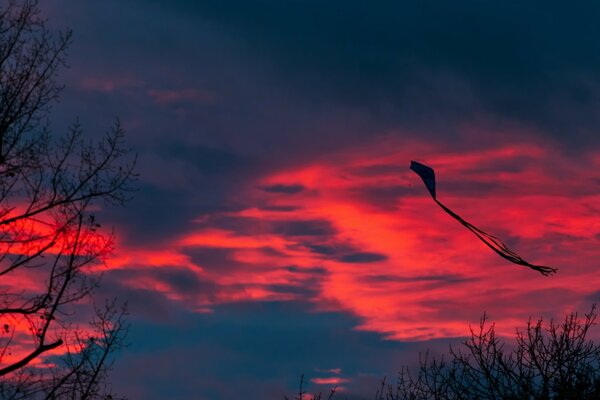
37, 1, 600, 398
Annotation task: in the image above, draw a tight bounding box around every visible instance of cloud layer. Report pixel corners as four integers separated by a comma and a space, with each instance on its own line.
27, 0, 600, 398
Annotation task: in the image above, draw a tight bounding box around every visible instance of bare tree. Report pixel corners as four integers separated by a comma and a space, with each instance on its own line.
377, 306, 600, 400
0, 1, 135, 398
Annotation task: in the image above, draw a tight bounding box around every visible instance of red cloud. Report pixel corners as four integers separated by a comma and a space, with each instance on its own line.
311, 377, 350, 385
103, 139, 600, 340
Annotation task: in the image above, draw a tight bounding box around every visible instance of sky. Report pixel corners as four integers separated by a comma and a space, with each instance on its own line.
31, 1, 600, 398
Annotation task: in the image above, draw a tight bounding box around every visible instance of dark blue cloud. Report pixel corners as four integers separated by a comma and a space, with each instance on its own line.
109, 300, 460, 399
99, 182, 196, 247
339, 252, 388, 264
272, 220, 337, 237
97, 267, 219, 314
260, 205, 300, 212
348, 185, 412, 210
44, 0, 600, 197
305, 244, 339, 256
194, 215, 337, 238
185, 247, 251, 275
286, 265, 328, 275
304, 243, 388, 264
157, 142, 252, 175
363, 273, 477, 285
261, 183, 305, 194
264, 283, 320, 298
127, 0, 600, 148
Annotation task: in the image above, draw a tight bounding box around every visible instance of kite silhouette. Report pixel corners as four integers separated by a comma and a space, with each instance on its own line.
410, 160, 557, 276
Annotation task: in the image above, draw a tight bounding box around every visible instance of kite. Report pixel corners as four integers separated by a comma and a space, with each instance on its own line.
410, 160, 557, 276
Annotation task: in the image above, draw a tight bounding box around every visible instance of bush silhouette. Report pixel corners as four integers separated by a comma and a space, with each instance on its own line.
378, 306, 600, 400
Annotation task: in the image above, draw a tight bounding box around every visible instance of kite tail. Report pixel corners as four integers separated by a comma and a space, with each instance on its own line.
410, 160, 558, 276
435, 199, 558, 276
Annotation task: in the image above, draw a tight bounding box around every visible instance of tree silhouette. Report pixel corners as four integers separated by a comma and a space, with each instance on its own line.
0, 1, 135, 398
377, 306, 600, 400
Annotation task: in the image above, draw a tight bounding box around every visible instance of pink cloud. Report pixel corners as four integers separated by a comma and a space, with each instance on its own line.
311, 377, 350, 385
98, 137, 600, 341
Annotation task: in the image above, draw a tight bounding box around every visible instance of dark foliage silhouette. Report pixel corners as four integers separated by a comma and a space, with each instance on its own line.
410, 160, 557, 276
378, 306, 600, 400
0, 1, 135, 398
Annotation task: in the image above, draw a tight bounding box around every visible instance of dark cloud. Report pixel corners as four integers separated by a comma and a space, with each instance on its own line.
157, 142, 252, 175
264, 283, 320, 298
272, 219, 337, 237
99, 182, 195, 247
100, 267, 219, 305
196, 215, 338, 238
349, 185, 412, 210
150, 267, 215, 296
266, 266, 330, 298
339, 252, 388, 264
43, 0, 600, 200
261, 183, 305, 194
363, 274, 477, 285
186, 247, 247, 274
586, 291, 600, 304
303, 244, 340, 256
199, 215, 268, 235
110, 300, 460, 399
95, 272, 192, 322
259, 205, 300, 212
303, 243, 388, 264
286, 265, 328, 275
130, 0, 600, 148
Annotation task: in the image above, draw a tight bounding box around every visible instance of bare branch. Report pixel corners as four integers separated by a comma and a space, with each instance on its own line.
0, 2, 134, 398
